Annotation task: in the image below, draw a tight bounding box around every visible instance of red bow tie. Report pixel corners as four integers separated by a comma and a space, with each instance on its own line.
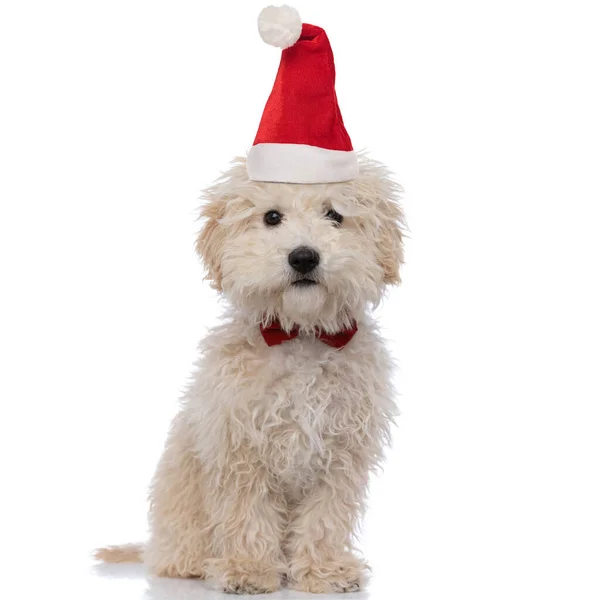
260, 320, 358, 349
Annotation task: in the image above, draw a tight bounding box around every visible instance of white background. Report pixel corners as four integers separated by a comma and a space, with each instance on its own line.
1, 1, 599, 599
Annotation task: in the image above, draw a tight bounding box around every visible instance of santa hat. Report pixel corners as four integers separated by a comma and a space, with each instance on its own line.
247, 5, 358, 184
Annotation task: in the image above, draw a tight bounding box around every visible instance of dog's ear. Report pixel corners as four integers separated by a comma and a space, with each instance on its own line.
376, 193, 405, 285
353, 159, 405, 285
196, 194, 226, 291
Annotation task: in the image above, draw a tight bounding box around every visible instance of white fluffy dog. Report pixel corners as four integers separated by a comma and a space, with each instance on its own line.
96, 155, 405, 594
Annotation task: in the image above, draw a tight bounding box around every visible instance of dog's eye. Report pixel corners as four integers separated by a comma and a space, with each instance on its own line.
264, 210, 282, 226
325, 208, 343, 225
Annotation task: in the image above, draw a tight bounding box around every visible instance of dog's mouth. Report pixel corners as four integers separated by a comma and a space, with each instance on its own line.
291, 278, 318, 288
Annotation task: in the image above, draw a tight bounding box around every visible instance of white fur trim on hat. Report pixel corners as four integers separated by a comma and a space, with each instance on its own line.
247, 143, 358, 184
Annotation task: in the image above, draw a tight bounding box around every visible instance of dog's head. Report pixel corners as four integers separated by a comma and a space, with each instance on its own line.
196, 156, 405, 332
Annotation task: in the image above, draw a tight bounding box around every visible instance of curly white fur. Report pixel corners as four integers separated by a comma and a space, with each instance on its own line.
95, 155, 405, 594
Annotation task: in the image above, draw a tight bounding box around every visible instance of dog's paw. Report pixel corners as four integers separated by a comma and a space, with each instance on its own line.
289, 555, 368, 593
145, 545, 207, 579
205, 558, 282, 594
153, 563, 206, 579
292, 572, 361, 593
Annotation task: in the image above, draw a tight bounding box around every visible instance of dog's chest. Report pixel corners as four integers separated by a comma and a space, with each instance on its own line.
249, 338, 361, 485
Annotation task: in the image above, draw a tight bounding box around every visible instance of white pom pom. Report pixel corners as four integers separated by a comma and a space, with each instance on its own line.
257, 5, 302, 49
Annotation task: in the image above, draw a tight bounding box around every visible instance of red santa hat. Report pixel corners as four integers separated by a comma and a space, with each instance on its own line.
247, 5, 358, 184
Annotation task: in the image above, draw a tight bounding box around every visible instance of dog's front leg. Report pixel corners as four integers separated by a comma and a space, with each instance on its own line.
203, 449, 287, 594
286, 453, 369, 593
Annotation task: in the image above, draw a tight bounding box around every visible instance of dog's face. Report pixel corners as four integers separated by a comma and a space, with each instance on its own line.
197, 157, 404, 332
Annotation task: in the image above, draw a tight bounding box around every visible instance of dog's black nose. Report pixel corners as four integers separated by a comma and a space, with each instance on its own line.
288, 246, 320, 274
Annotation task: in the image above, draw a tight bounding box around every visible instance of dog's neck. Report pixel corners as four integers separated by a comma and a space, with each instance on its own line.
265, 307, 361, 336
230, 303, 364, 337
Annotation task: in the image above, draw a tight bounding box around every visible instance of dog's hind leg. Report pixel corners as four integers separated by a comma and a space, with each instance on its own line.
144, 412, 208, 579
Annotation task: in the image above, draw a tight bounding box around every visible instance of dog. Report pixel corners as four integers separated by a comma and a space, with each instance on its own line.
95, 154, 405, 594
